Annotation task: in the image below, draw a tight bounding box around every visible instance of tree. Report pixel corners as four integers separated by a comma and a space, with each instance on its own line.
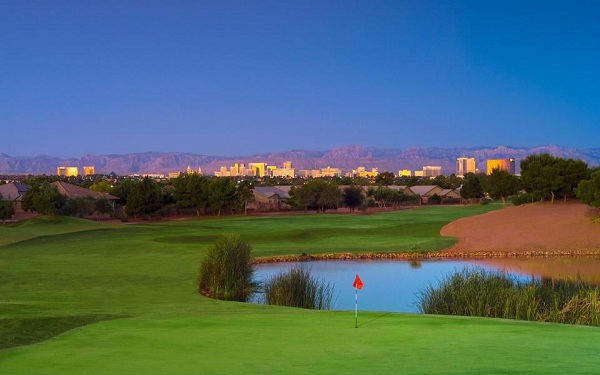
431, 175, 460, 189
110, 179, 135, 206
125, 177, 163, 218
460, 173, 485, 201
369, 187, 397, 208
207, 178, 237, 216
94, 198, 114, 216
63, 196, 96, 217
343, 186, 364, 212
428, 193, 441, 205
316, 183, 342, 212
485, 168, 520, 207
399, 175, 421, 187
521, 154, 589, 203
0, 193, 15, 223
172, 173, 209, 216
375, 172, 395, 186
291, 180, 342, 213
236, 180, 255, 215
89, 180, 113, 194
557, 158, 590, 202
575, 169, 600, 207
21, 181, 66, 215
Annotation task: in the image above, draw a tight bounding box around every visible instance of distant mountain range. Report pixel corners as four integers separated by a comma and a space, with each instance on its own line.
1, 145, 599, 175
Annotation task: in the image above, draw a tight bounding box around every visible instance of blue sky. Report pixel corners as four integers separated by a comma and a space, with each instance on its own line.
2, 1, 599, 158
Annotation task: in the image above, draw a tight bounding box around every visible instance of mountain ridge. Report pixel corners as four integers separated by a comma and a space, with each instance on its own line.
1, 145, 598, 175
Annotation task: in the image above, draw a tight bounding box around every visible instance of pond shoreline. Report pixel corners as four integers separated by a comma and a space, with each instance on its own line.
253, 248, 600, 264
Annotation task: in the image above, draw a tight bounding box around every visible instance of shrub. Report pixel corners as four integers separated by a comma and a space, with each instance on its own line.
198, 234, 256, 302
511, 192, 542, 206
263, 267, 334, 310
428, 194, 441, 205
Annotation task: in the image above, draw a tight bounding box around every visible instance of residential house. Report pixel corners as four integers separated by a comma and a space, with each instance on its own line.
0, 182, 30, 213
407, 185, 444, 204
51, 181, 119, 209
252, 186, 291, 211
438, 188, 462, 203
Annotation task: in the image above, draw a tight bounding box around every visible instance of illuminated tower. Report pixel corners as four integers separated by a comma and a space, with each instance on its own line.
456, 158, 476, 177
486, 158, 516, 175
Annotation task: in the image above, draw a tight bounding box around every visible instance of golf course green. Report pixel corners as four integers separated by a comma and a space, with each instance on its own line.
2, 205, 599, 374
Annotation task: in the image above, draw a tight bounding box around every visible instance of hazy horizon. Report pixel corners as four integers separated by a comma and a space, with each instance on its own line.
0, 143, 592, 160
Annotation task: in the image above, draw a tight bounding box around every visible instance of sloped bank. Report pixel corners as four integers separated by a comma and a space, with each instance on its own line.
254, 203, 600, 264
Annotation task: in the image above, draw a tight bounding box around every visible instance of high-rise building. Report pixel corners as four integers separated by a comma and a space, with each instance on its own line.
272, 167, 295, 178
351, 167, 379, 178
398, 170, 412, 177
320, 166, 341, 177
456, 158, 476, 177
271, 162, 295, 178
229, 163, 240, 176
248, 162, 266, 177
214, 166, 230, 177
83, 166, 95, 176
423, 166, 442, 178
57, 167, 79, 177
486, 158, 516, 175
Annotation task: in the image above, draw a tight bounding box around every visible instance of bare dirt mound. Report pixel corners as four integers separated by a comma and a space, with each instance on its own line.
441, 203, 600, 254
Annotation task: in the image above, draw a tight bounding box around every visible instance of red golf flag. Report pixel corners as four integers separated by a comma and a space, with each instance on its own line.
353, 274, 363, 290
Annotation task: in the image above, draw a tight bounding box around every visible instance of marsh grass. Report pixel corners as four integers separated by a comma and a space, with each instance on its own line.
198, 234, 257, 302
418, 267, 600, 326
263, 267, 335, 310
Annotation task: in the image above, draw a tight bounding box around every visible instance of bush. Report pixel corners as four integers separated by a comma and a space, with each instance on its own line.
428, 194, 441, 205
511, 192, 542, 206
263, 267, 334, 310
198, 235, 256, 302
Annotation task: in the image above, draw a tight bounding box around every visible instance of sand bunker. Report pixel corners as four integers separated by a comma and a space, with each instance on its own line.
441, 202, 600, 254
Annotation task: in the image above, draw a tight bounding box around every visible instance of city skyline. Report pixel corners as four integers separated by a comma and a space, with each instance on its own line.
2, 2, 600, 158
54, 155, 520, 178
2, 143, 597, 176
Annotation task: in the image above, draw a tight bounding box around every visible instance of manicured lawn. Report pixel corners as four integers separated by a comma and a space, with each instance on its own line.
3, 309, 599, 375
2, 205, 599, 374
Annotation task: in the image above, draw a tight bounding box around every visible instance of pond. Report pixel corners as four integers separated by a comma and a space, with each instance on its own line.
252, 257, 600, 313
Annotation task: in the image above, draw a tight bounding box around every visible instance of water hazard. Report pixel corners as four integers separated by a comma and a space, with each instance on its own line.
252, 258, 600, 313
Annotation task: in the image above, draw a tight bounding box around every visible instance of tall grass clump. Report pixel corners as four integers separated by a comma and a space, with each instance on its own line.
418, 267, 600, 326
198, 234, 256, 302
263, 267, 335, 310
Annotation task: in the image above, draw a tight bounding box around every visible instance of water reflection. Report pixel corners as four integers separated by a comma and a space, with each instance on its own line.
473, 257, 600, 283
252, 258, 600, 313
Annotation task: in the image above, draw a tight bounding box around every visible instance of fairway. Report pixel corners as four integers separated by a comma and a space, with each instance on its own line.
2, 205, 600, 374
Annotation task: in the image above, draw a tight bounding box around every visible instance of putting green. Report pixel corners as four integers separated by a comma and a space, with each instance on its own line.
2, 309, 599, 374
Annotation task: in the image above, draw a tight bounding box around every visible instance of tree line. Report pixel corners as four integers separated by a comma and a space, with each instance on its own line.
2, 152, 600, 222
459, 153, 596, 207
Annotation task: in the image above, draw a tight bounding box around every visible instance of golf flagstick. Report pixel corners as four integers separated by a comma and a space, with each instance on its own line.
352, 274, 363, 328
